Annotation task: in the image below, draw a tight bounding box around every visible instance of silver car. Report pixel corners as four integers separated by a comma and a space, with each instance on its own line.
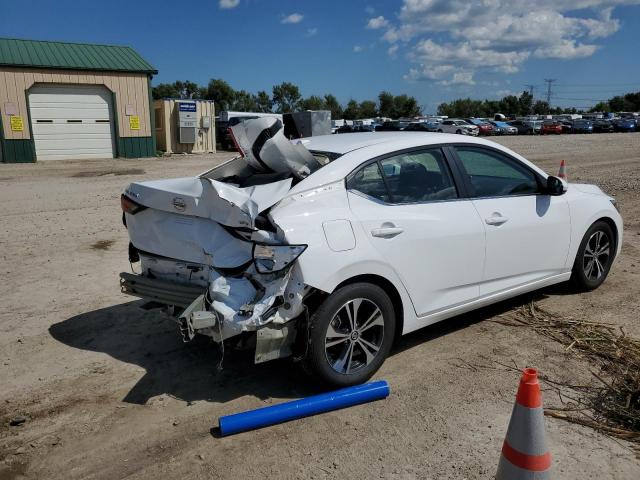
437, 119, 479, 136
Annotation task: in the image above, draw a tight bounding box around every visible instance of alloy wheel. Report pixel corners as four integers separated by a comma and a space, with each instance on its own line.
583, 230, 611, 281
324, 298, 384, 374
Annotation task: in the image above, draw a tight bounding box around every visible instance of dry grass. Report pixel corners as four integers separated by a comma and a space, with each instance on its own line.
495, 301, 640, 445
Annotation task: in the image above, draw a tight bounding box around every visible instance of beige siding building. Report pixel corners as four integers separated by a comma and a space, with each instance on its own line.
0, 38, 157, 162
154, 99, 216, 154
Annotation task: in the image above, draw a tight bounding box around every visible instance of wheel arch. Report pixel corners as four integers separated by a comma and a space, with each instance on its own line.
594, 216, 619, 253
334, 274, 405, 342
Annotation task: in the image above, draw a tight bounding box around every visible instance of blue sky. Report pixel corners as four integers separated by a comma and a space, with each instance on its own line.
2, 0, 640, 113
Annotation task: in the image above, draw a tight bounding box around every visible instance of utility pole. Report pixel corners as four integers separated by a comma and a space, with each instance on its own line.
544, 79, 556, 106
524, 84, 535, 98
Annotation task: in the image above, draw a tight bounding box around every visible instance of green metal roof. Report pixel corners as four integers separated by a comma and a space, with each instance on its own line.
0, 38, 157, 74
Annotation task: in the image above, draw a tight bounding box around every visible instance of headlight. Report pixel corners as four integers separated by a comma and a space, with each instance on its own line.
252, 244, 307, 274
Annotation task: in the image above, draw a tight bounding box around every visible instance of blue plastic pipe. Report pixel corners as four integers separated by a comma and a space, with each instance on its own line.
218, 380, 390, 436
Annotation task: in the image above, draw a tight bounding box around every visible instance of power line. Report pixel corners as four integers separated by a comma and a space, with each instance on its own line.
524, 84, 535, 97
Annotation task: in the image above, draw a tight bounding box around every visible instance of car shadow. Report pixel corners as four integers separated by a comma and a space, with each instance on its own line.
50, 288, 562, 406
49, 300, 316, 405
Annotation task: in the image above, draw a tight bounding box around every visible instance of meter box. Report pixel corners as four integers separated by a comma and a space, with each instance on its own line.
178, 102, 197, 144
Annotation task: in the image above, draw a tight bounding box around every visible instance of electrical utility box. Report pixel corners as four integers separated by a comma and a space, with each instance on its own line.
177, 102, 197, 143
283, 110, 331, 139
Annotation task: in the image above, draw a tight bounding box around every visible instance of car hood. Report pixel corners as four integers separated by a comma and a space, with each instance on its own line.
569, 183, 609, 197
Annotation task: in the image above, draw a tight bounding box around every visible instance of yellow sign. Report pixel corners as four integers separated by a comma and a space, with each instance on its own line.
10, 115, 24, 132
129, 115, 140, 130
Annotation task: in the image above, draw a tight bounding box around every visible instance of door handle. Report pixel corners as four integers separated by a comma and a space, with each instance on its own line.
371, 226, 404, 238
485, 213, 509, 226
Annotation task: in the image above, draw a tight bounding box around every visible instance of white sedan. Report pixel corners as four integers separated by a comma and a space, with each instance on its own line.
437, 119, 479, 136
120, 120, 622, 387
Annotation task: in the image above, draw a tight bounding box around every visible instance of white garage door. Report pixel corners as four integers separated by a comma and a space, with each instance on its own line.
29, 85, 115, 161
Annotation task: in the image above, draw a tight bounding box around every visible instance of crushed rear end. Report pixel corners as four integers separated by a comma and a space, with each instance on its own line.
119, 118, 325, 364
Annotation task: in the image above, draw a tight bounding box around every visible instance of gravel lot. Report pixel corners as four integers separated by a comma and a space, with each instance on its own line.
1, 132, 639, 479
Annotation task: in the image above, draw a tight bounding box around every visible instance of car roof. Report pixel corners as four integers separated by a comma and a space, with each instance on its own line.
289, 132, 549, 195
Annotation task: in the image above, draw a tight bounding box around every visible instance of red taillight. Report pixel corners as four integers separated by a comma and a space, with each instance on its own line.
121, 194, 147, 215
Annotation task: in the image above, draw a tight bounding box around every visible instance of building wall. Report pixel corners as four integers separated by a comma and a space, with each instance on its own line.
154, 99, 216, 154
0, 67, 154, 161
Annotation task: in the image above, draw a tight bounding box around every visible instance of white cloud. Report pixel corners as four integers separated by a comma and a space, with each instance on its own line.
219, 0, 240, 9
377, 0, 640, 84
367, 16, 389, 29
305, 28, 318, 37
281, 13, 304, 24
365, 5, 375, 15
388, 44, 399, 56
353, 45, 363, 53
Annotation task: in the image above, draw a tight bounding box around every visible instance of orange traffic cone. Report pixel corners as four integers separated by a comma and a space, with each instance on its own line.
558, 160, 567, 180
496, 368, 551, 479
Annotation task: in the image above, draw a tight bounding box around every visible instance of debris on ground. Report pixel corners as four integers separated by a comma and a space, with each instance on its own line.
495, 301, 640, 447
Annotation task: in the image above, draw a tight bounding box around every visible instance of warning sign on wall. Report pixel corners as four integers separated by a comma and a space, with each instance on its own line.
129, 115, 140, 130
10, 115, 24, 132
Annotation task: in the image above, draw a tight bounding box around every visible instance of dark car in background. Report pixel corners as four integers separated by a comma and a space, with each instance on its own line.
508, 120, 541, 135
593, 119, 614, 133
404, 122, 431, 132
559, 121, 573, 134
540, 121, 563, 135
572, 119, 594, 134
613, 118, 637, 132
375, 121, 406, 131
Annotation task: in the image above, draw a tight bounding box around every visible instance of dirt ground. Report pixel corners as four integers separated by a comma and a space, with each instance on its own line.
1, 132, 639, 480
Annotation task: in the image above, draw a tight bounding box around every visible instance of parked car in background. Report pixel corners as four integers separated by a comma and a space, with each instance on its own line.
488, 120, 518, 135
540, 121, 563, 135
375, 121, 405, 132
437, 119, 479, 136
120, 124, 623, 386
465, 118, 495, 136
424, 119, 442, 132
336, 125, 355, 134
593, 119, 614, 133
573, 119, 594, 134
559, 121, 574, 134
404, 122, 431, 132
508, 120, 541, 135
612, 118, 637, 132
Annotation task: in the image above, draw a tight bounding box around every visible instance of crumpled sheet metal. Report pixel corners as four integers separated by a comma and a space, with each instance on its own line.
229, 117, 319, 179
208, 268, 293, 340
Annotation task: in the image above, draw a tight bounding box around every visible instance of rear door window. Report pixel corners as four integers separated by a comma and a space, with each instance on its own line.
346, 162, 390, 202
455, 146, 540, 198
379, 149, 458, 203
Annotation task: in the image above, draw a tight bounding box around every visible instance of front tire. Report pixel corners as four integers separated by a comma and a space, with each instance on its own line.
305, 283, 396, 387
571, 221, 615, 291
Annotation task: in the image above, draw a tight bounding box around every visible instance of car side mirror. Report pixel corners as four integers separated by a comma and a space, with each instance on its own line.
546, 176, 566, 196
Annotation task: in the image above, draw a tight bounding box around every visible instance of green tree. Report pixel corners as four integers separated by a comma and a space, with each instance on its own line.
202, 79, 236, 112
272, 82, 302, 113
532, 100, 550, 115
394, 94, 421, 118
152, 80, 200, 100
359, 100, 378, 118
608, 96, 625, 111
518, 91, 533, 116
300, 95, 324, 111
255, 91, 272, 113
343, 100, 361, 120
232, 90, 258, 111
378, 91, 395, 118
323, 94, 343, 119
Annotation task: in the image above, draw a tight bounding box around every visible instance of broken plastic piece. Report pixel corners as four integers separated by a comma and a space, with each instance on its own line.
217, 380, 390, 436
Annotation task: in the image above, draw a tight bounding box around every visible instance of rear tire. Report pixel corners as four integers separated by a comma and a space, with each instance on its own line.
571, 221, 615, 291
456, 129, 462, 135
304, 283, 396, 387
437, 129, 443, 133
